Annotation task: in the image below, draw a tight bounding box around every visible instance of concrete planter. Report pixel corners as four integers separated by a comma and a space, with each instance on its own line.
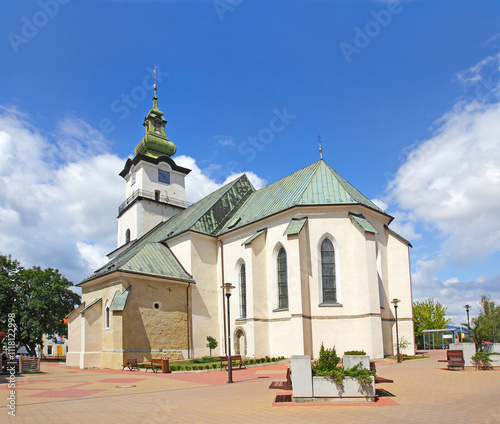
291, 355, 376, 403
312, 376, 376, 402
342, 355, 370, 370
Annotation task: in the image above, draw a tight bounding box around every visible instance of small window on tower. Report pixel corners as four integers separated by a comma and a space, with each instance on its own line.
158, 170, 170, 184
155, 190, 161, 201
131, 171, 136, 185
125, 229, 130, 244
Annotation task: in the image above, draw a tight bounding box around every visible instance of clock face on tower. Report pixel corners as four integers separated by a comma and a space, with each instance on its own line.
158, 169, 170, 184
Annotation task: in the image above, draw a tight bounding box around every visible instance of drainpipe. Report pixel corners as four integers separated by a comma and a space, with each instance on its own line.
220, 239, 227, 355
186, 282, 191, 359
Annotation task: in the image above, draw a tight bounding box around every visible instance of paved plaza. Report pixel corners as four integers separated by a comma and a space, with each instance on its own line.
1, 350, 500, 424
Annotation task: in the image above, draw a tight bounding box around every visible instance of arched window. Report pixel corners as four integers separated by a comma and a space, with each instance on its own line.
240, 264, 246, 318
321, 239, 336, 303
125, 229, 131, 244
277, 247, 288, 309
105, 306, 110, 329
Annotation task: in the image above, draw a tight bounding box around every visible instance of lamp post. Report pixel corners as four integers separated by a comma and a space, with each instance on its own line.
391, 298, 401, 363
464, 304, 471, 341
222, 282, 235, 383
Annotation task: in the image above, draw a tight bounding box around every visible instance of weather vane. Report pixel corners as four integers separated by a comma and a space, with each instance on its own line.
318, 135, 323, 160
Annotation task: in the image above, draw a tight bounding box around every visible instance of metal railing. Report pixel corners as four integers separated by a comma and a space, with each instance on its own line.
118, 189, 191, 214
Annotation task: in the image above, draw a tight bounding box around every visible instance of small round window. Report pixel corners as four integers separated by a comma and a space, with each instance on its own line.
153, 302, 161, 310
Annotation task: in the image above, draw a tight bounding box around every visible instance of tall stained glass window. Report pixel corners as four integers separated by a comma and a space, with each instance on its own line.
321, 239, 336, 303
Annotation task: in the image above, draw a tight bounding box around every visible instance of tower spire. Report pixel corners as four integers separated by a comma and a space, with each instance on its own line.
152, 66, 159, 110
133, 66, 177, 158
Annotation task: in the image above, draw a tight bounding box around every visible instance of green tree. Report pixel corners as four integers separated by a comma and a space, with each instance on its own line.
470, 296, 500, 344
0, 254, 81, 356
206, 336, 218, 357
0, 254, 20, 315
413, 299, 451, 349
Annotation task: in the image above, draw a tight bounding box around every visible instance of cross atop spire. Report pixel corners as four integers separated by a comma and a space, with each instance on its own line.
318, 135, 323, 160
153, 65, 159, 90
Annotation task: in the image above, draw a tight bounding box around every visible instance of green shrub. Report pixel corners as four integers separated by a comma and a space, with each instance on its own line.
312, 343, 340, 376
265, 356, 271, 362
249, 359, 255, 364
211, 364, 217, 369
205, 365, 210, 370
471, 352, 499, 369
344, 350, 367, 356
332, 363, 374, 386
192, 356, 220, 364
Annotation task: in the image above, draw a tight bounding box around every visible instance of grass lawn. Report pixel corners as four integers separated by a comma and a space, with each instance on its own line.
386, 354, 430, 361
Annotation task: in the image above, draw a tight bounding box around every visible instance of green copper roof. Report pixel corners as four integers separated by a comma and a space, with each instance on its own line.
219, 160, 384, 233
384, 224, 412, 247
134, 88, 177, 158
82, 160, 388, 285
242, 228, 267, 246
349, 213, 378, 234
79, 298, 102, 314
284, 217, 308, 236
110, 286, 131, 311
81, 175, 254, 285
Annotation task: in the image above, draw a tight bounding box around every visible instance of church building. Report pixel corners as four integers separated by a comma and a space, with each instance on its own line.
67, 87, 415, 369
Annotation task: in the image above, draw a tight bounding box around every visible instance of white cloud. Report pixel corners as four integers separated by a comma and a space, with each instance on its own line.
0, 108, 270, 286
0, 107, 123, 283
388, 99, 500, 264
176, 155, 267, 203
411, 259, 500, 326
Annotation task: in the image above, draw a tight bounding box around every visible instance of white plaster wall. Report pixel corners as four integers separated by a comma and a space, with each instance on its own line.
218, 205, 399, 360
386, 231, 415, 355
188, 233, 222, 358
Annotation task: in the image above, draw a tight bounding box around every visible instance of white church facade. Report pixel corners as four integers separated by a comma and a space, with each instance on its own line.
67, 87, 415, 369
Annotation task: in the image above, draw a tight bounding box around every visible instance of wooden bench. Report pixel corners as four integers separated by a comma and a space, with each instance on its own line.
144, 359, 162, 373
269, 367, 292, 390
122, 358, 139, 371
220, 355, 246, 370
438, 349, 465, 370
370, 361, 394, 384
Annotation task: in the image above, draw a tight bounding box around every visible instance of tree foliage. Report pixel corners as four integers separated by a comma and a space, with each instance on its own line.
413, 299, 451, 348
0, 254, 81, 356
206, 336, 218, 357
470, 296, 500, 344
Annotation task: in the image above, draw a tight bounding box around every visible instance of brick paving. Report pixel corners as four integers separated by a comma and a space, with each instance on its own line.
1, 350, 500, 424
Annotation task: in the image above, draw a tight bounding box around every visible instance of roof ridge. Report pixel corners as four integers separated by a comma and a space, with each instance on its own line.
320, 161, 383, 211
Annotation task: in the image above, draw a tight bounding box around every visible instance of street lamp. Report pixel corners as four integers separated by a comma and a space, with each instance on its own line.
464, 304, 471, 340
222, 282, 235, 383
391, 298, 401, 363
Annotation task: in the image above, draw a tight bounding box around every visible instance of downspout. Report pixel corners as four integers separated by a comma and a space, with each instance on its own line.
220, 239, 227, 355
186, 282, 191, 359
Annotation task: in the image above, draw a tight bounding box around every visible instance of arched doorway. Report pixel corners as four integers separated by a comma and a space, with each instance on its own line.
234, 328, 246, 357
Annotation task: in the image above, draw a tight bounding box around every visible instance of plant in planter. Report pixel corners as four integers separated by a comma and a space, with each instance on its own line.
343, 350, 366, 356
471, 352, 498, 370
312, 344, 340, 376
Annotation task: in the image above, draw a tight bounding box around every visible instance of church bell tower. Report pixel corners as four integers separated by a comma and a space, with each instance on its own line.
116, 83, 191, 248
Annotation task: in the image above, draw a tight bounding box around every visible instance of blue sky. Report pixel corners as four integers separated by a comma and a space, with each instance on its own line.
1, 0, 500, 325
